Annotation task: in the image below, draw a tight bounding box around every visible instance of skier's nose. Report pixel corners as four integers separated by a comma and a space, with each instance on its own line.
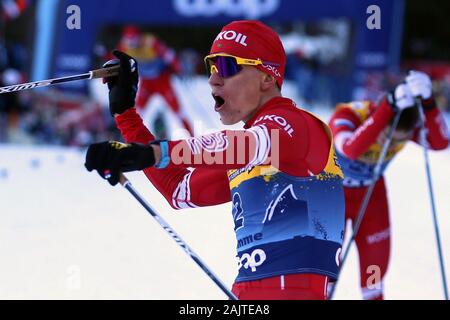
208, 71, 224, 87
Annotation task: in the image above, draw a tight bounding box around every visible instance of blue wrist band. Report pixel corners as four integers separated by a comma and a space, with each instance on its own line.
154, 140, 170, 169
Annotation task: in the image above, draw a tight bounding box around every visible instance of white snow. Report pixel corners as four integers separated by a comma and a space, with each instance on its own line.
0, 78, 449, 300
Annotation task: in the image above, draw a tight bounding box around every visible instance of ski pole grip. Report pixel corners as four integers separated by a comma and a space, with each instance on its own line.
119, 173, 129, 186
91, 65, 120, 79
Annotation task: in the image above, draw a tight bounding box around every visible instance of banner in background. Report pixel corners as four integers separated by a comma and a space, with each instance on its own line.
38, 0, 404, 97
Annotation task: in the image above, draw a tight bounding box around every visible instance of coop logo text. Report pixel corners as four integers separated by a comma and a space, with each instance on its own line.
173, 0, 280, 19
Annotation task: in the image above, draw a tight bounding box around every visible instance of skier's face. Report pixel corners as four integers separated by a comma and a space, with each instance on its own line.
377, 127, 412, 145
208, 65, 267, 125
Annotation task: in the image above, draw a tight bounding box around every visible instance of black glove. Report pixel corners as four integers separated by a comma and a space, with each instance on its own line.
102, 50, 139, 116
85, 141, 155, 186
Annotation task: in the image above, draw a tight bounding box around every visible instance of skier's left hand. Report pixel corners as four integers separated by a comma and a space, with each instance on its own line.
405, 70, 432, 100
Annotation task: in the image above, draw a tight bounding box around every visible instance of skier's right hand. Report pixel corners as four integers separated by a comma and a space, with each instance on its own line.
102, 50, 139, 116
388, 83, 415, 113
84, 140, 156, 186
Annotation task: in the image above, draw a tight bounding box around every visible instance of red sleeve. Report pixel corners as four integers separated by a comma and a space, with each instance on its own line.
166, 107, 330, 177
329, 98, 394, 160
412, 105, 449, 150
115, 108, 230, 209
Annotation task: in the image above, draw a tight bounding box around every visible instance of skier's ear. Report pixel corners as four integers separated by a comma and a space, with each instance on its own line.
260, 73, 276, 91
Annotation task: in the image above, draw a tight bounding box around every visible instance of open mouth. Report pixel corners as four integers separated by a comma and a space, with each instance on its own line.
212, 94, 225, 111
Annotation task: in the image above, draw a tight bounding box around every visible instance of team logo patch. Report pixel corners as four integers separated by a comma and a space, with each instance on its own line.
214, 30, 248, 46
253, 115, 294, 137
109, 141, 130, 150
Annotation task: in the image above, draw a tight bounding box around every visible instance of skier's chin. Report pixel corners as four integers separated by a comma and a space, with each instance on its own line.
218, 114, 238, 125
219, 117, 234, 125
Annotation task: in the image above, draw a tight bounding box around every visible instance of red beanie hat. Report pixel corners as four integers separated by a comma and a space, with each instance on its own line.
210, 20, 286, 88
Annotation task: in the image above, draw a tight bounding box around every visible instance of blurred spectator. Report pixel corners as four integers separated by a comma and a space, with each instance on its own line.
179, 48, 201, 78
20, 90, 109, 146
0, 31, 32, 142
116, 26, 193, 137
352, 71, 403, 102
1, 0, 30, 21
281, 19, 352, 108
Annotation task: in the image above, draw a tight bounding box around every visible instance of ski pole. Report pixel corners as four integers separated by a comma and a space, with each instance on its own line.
119, 173, 238, 300
328, 110, 402, 300
416, 98, 449, 300
0, 65, 120, 94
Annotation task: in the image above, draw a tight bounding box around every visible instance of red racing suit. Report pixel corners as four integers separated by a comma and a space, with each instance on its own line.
328, 97, 449, 300
116, 96, 346, 300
